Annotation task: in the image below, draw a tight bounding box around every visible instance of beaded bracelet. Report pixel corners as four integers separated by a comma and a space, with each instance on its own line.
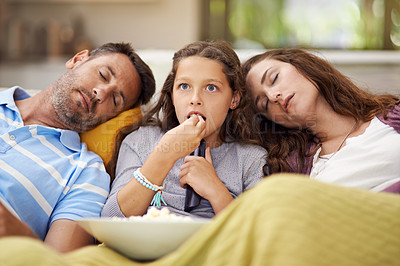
136, 168, 164, 190
133, 168, 167, 208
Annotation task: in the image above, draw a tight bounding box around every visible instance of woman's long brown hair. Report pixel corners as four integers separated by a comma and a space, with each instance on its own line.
107, 40, 264, 181
243, 48, 399, 174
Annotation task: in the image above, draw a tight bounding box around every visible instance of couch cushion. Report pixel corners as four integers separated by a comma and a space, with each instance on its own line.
80, 107, 142, 165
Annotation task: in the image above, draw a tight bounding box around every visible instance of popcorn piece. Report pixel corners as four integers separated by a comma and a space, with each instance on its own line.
159, 207, 170, 217
146, 206, 162, 218
110, 207, 193, 222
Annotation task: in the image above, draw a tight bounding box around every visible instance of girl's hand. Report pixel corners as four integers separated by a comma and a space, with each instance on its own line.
179, 147, 233, 214
121, 115, 206, 217
158, 115, 206, 161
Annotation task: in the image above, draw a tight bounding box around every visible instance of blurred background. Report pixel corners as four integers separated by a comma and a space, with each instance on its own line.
0, 0, 399, 98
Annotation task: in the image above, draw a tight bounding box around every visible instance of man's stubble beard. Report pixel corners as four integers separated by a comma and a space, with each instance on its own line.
52, 72, 102, 133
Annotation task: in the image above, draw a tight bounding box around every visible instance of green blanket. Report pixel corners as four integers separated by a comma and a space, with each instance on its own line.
1, 174, 400, 266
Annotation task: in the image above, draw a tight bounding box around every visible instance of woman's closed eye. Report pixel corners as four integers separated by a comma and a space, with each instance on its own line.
256, 96, 269, 112
262, 97, 269, 111
271, 73, 279, 85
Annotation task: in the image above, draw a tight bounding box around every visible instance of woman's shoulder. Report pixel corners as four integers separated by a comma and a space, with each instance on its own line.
377, 104, 400, 133
286, 139, 318, 175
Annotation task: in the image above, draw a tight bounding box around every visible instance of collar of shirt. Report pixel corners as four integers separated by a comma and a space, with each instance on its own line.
0, 86, 81, 152
0, 86, 31, 110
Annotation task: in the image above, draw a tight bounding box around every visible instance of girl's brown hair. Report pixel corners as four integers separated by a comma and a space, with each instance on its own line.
107, 40, 263, 181
243, 48, 399, 173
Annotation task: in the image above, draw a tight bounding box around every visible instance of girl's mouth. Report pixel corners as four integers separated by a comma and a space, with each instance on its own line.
187, 112, 206, 121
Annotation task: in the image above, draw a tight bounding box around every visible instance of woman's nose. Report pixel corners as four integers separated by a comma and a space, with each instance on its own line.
265, 88, 281, 102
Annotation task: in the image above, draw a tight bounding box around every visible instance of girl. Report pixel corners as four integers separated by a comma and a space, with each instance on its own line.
243, 48, 400, 192
101, 40, 267, 218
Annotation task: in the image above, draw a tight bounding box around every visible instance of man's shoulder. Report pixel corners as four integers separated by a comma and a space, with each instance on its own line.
50, 129, 107, 168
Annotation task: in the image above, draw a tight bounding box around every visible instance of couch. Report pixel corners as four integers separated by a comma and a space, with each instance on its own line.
0, 174, 399, 266
0, 94, 399, 266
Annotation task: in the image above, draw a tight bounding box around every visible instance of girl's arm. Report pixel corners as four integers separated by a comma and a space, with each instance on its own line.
116, 115, 206, 217
179, 147, 234, 214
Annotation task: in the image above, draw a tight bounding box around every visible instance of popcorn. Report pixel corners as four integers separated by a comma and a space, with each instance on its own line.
111, 207, 192, 222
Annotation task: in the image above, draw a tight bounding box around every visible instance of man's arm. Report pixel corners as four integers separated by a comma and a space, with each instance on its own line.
1, 202, 93, 253
45, 219, 94, 253
0, 202, 38, 239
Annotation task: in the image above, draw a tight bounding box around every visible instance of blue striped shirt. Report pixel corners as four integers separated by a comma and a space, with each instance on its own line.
0, 87, 110, 239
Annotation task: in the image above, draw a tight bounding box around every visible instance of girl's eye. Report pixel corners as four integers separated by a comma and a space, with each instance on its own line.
179, 84, 190, 90
206, 84, 217, 92
271, 73, 279, 85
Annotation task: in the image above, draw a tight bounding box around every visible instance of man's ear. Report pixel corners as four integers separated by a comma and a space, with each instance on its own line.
230, 91, 241, 110
65, 50, 90, 69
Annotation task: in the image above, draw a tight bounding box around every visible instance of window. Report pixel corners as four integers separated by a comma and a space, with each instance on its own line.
203, 0, 400, 50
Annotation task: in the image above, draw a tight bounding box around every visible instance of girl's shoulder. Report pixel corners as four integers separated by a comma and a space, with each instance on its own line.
123, 126, 164, 145
219, 141, 267, 159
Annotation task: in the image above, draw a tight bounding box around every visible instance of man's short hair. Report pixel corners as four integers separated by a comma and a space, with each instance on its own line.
89, 42, 156, 108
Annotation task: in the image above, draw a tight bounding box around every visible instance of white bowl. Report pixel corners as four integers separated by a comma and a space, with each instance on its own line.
78, 217, 210, 261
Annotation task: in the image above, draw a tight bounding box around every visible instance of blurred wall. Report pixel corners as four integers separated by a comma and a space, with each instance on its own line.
1, 49, 399, 100
1, 0, 202, 62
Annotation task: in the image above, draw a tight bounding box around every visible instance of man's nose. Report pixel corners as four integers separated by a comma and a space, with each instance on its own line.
93, 86, 112, 104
